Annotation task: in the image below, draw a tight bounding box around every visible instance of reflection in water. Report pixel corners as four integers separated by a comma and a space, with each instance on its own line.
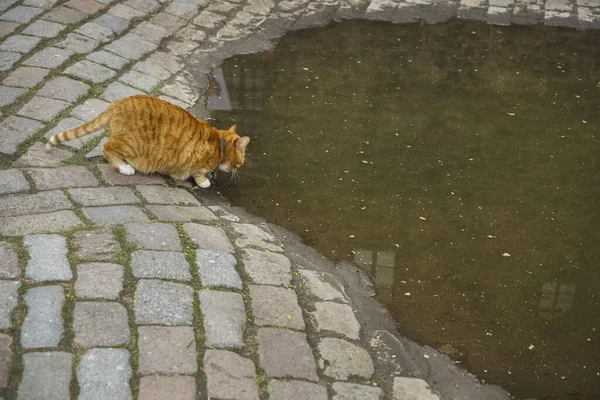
205, 20, 600, 399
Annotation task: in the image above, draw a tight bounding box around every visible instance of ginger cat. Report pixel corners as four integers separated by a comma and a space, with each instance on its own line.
46, 95, 250, 188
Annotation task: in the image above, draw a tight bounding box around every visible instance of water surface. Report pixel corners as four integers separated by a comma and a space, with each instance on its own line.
207, 20, 600, 399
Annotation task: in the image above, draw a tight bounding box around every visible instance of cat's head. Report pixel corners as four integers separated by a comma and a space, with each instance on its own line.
219, 124, 250, 173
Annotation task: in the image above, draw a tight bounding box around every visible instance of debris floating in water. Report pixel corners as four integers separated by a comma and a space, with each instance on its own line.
419, 216, 427, 220
529, 344, 535, 350
502, 253, 511, 257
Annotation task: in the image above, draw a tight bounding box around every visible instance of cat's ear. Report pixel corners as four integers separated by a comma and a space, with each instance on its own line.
229, 124, 238, 133
236, 136, 250, 150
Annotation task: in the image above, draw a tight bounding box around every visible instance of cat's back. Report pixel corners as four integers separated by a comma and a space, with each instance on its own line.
111, 95, 196, 123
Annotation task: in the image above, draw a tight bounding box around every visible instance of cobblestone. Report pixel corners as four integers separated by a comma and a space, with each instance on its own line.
268, 380, 328, 400
192, 10, 227, 30
0, 241, 20, 278
249, 284, 305, 330
184, 223, 234, 252
19, 352, 72, 399
124, 0, 160, 13
0, 168, 29, 195
76, 262, 124, 299
65, 0, 105, 14
0, 334, 11, 389
126, 222, 181, 250
108, 3, 145, 20
232, 223, 282, 252
204, 349, 259, 400
132, 250, 191, 280
393, 377, 440, 400
119, 70, 158, 92
95, 13, 129, 34
78, 348, 132, 400
17, 96, 70, 122
45, 117, 105, 149
97, 163, 165, 185
241, 248, 292, 286
29, 165, 99, 189
71, 98, 109, 120
0, 5, 44, 23
139, 376, 196, 400
69, 186, 140, 206
24, 233, 72, 281
0, 35, 41, 53
197, 249, 242, 289
37, 76, 90, 102
312, 301, 361, 340
0, 51, 20, 71
138, 326, 197, 375
299, 269, 350, 303
75, 21, 114, 42
43, 6, 86, 24
199, 289, 246, 348
130, 21, 167, 44
0, 190, 72, 217
21, 285, 64, 348
74, 228, 121, 261
64, 59, 117, 83
21, 19, 66, 37
0, 280, 20, 329
101, 81, 144, 101
86, 49, 129, 70
166, 0, 199, 19
83, 205, 149, 225
105, 33, 158, 60
23, 46, 74, 69
13, 142, 71, 167
136, 185, 200, 205
0, 209, 83, 236
258, 327, 318, 381
319, 337, 374, 380
0, 21, 19, 37
0, 85, 26, 107
135, 279, 194, 325
133, 60, 171, 80
2, 66, 50, 88
332, 382, 383, 400
149, 12, 186, 34
74, 302, 130, 347
148, 204, 216, 222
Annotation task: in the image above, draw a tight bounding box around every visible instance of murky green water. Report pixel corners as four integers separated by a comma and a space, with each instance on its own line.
207, 20, 600, 399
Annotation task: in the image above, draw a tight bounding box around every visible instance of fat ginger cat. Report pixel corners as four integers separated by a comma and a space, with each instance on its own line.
46, 95, 250, 188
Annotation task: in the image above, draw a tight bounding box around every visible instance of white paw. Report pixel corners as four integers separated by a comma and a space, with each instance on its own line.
197, 179, 211, 188
118, 164, 135, 176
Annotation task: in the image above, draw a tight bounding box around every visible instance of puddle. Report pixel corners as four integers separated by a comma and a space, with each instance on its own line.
205, 20, 600, 399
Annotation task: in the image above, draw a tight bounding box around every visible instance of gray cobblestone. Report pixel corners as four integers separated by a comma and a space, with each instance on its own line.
24, 0, 60, 7
133, 60, 171, 80
0, 21, 19, 37
130, 21, 167, 44
119, 70, 158, 92
249, 285, 304, 330
241, 249, 292, 286
21, 19, 65, 37
393, 377, 440, 400
108, 3, 145, 20
101, 81, 144, 101
95, 13, 129, 34
0, 0, 17, 11
0, 51, 20, 71
86, 50, 129, 70
64, 59, 117, 83
69, 186, 140, 206
56, 32, 99, 54
19, 352, 72, 399
148, 205, 216, 222
144, 51, 183, 73
207, 1, 238, 13
204, 349, 259, 400
124, 0, 159, 13
22, 46, 73, 69
29, 166, 99, 189
0, 35, 41, 53
258, 327, 318, 381
184, 223, 234, 253
135, 279, 194, 325
0, 242, 20, 278
43, 6, 86, 24
76, 262, 124, 299
37, 76, 90, 102
319, 338, 374, 380
83, 205, 149, 225
0, 333, 11, 389
75, 21, 114, 42
21, 285, 64, 348
13, 142, 71, 167
232, 223, 281, 252
64, 0, 104, 14
74, 302, 130, 347
199, 289, 246, 348
24, 234, 72, 281
175, 25, 206, 42
268, 380, 328, 400
2, 66, 50, 88
45, 117, 105, 149
332, 382, 383, 400
166, 0, 199, 18
160, 77, 199, 104
197, 249, 242, 289
84, 134, 104, 156
299, 269, 349, 303
126, 222, 180, 250
192, 11, 227, 30
136, 185, 199, 205
0, 210, 83, 236
138, 326, 197, 375
0, 5, 43, 23
17, 96, 70, 122
104, 33, 157, 60
0, 190, 72, 217
0, 85, 26, 107
74, 228, 121, 261
0, 169, 29, 195
97, 163, 165, 185
132, 250, 191, 280
0, 281, 20, 329
139, 376, 196, 400
149, 12, 187, 34
312, 301, 360, 340
71, 98, 109, 120
78, 348, 132, 400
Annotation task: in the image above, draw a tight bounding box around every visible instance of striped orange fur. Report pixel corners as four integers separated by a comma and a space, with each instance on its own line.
46, 95, 250, 188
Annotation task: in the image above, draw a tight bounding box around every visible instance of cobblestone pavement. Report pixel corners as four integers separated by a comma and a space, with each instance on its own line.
0, 0, 597, 399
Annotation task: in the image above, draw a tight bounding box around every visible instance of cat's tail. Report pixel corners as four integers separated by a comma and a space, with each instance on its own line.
45, 108, 113, 150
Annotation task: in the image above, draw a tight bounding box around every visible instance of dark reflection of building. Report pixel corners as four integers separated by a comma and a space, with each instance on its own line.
354, 249, 396, 305
539, 282, 576, 318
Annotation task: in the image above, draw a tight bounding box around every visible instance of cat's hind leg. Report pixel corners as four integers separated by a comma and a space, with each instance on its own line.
103, 141, 136, 176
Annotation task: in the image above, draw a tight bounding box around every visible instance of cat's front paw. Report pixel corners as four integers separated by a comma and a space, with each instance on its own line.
197, 179, 211, 188
118, 164, 135, 176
